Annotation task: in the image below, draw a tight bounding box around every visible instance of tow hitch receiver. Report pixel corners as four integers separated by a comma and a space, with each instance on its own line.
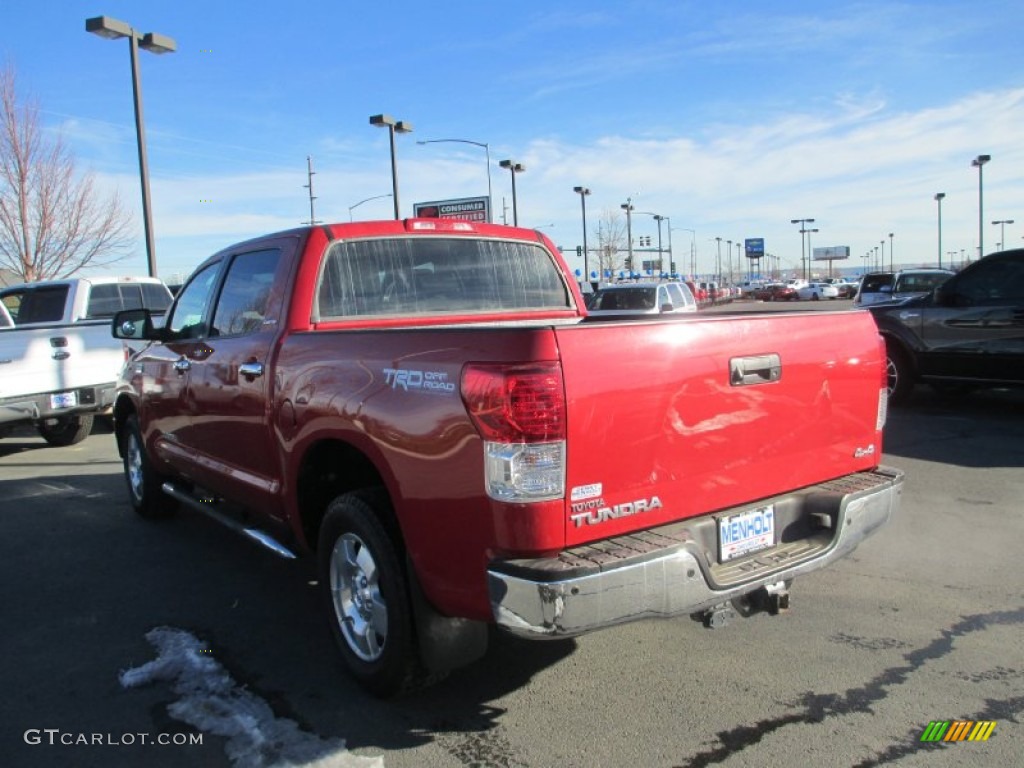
701, 603, 736, 629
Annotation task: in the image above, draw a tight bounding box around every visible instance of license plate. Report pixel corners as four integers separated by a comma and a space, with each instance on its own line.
49, 391, 78, 409
719, 504, 776, 562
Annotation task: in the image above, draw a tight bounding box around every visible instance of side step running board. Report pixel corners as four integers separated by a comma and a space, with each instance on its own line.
161, 482, 297, 560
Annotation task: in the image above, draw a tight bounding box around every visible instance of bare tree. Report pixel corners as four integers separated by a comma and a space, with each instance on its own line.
0, 64, 133, 282
593, 207, 628, 280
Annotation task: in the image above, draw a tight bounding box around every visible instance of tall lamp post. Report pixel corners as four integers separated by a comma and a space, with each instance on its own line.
499, 160, 525, 225
369, 114, 413, 219
888, 232, 895, 271
573, 187, 591, 281
417, 138, 492, 222
86, 16, 176, 278
674, 228, 695, 276
348, 193, 393, 221
880, 240, 886, 273
790, 218, 815, 280
621, 199, 635, 273
934, 193, 946, 267
714, 237, 723, 283
972, 154, 991, 258
653, 215, 667, 273
992, 219, 1014, 251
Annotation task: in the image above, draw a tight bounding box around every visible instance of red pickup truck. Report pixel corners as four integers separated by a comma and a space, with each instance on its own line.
112, 219, 903, 696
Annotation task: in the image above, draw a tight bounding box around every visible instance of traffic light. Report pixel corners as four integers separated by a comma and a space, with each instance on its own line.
576, 245, 583, 258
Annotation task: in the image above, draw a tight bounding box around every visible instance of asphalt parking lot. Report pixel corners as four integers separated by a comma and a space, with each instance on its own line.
2, 344, 1022, 767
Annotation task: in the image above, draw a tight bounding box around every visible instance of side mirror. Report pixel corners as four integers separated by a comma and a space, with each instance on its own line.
112, 308, 156, 340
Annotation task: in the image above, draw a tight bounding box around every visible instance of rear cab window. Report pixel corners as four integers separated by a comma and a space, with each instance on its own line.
315, 236, 571, 320
0, 285, 69, 324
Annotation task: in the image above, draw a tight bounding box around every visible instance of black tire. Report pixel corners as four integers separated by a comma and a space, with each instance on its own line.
318, 490, 423, 697
37, 414, 94, 446
886, 342, 915, 405
120, 414, 176, 518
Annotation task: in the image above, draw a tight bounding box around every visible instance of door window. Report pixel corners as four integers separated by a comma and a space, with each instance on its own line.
167, 263, 221, 339
211, 249, 281, 336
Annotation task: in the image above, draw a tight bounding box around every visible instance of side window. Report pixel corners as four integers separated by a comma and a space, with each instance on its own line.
211, 249, 281, 336
142, 283, 173, 312
86, 284, 122, 318
1, 292, 25, 323
7, 286, 69, 324
658, 285, 671, 309
666, 283, 689, 308
167, 263, 221, 339
953, 257, 1024, 304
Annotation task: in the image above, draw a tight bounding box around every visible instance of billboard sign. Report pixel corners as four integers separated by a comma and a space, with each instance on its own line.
413, 196, 490, 223
744, 238, 764, 259
812, 245, 850, 261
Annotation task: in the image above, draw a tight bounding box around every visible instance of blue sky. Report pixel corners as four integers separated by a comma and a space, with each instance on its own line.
4, 0, 1023, 281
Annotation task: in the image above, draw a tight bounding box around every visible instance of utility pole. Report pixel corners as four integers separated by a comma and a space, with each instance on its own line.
303, 155, 320, 225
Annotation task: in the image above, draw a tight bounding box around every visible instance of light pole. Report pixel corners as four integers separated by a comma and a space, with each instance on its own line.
621, 199, 635, 273
369, 114, 412, 219
499, 160, 525, 225
348, 193, 393, 221
652, 215, 668, 273
417, 138, 492, 222
735, 242, 742, 281
992, 219, 1014, 252
86, 16, 176, 278
880, 240, 886, 273
674, 228, 695, 276
573, 187, 591, 281
714, 236, 723, 284
790, 218, 815, 281
934, 193, 946, 268
889, 232, 895, 271
874, 245, 880, 271
972, 154, 991, 257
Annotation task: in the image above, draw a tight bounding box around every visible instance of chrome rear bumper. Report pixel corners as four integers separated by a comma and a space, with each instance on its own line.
487, 467, 903, 638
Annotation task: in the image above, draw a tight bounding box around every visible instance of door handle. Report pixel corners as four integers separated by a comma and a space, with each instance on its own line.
173, 357, 191, 375
239, 361, 264, 380
730, 354, 781, 386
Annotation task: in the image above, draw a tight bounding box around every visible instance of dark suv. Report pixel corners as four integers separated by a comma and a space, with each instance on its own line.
868, 250, 1024, 402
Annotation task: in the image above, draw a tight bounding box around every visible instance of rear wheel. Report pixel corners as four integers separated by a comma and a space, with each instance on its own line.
318, 490, 424, 697
120, 414, 175, 518
885, 343, 914, 404
37, 414, 93, 446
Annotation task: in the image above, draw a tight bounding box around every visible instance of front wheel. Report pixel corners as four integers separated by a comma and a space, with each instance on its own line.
38, 414, 94, 446
318, 490, 422, 697
120, 414, 175, 518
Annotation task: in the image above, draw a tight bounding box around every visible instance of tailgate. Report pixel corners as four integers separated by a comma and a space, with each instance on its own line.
555, 311, 885, 546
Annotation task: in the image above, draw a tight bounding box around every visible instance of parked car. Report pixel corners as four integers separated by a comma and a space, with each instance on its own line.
0, 276, 173, 445
824, 278, 858, 298
796, 282, 840, 301
586, 281, 698, 315
753, 283, 798, 301
854, 269, 954, 307
110, 218, 900, 696
868, 250, 1024, 402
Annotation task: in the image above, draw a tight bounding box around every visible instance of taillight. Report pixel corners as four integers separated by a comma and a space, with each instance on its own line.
877, 337, 889, 430
461, 363, 566, 501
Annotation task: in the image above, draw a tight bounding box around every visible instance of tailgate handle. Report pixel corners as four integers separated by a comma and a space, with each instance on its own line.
730, 354, 781, 386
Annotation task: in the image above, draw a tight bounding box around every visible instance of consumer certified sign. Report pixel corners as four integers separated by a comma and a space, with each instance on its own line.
414, 196, 490, 223
744, 238, 764, 259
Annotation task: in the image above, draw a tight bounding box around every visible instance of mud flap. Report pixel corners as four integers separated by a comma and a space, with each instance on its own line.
407, 559, 488, 673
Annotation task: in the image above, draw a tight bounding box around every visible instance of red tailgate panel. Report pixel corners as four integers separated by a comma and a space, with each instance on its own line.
555, 311, 884, 546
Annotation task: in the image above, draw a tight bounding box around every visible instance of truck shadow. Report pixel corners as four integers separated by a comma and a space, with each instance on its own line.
882, 387, 1024, 469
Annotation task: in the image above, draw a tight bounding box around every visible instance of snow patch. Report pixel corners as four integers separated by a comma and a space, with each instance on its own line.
120, 627, 383, 768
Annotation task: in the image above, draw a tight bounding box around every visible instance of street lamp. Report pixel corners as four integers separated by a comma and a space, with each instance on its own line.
652, 215, 667, 273
714, 236, 723, 283
417, 138, 492, 222
369, 114, 413, 219
889, 232, 895, 271
673, 228, 695, 276
880, 240, 886, 273
972, 154, 991, 257
620, 199, 635, 272
573, 187, 591, 281
735, 242, 742, 281
934, 193, 946, 267
348, 193, 393, 221
86, 15, 176, 278
992, 219, 1014, 252
499, 160, 525, 225
790, 218, 815, 280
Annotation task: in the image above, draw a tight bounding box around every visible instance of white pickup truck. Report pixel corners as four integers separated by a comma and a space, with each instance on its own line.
0, 276, 172, 445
